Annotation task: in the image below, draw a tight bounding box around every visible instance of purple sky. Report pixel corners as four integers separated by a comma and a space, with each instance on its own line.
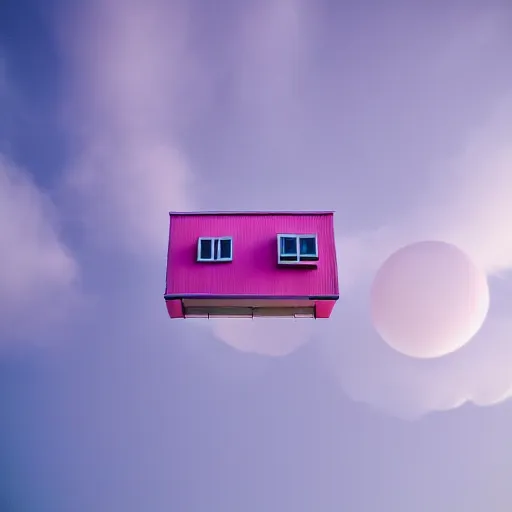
1, 0, 512, 510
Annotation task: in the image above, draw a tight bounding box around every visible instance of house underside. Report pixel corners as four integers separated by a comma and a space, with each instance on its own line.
164, 295, 338, 319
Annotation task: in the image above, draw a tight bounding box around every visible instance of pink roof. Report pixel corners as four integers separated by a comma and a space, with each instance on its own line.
169, 210, 335, 216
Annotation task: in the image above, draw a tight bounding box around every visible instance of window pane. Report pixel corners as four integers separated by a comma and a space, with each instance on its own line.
219, 239, 232, 259
199, 239, 212, 259
299, 237, 316, 255
280, 237, 297, 255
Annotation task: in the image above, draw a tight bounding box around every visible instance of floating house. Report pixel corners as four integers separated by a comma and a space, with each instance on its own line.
164, 211, 339, 319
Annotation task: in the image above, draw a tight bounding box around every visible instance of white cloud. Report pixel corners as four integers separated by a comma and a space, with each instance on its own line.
0, 156, 79, 340
323, 300, 512, 420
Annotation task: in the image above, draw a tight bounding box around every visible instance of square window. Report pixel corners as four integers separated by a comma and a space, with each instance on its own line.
197, 237, 233, 262
277, 234, 318, 264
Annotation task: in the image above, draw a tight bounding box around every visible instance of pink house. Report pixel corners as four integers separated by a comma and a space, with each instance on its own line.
164, 211, 339, 319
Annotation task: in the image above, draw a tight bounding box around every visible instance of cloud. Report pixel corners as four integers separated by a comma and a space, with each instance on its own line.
421, 98, 512, 276
211, 318, 314, 357
336, 91, 512, 283
59, 0, 198, 257
325, 94, 512, 419
323, 293, 512, 420
0, 1, 198, 352
0, 156, 79, 342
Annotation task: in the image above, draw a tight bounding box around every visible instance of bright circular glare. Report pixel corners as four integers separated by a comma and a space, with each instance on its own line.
370, 241, 490, 359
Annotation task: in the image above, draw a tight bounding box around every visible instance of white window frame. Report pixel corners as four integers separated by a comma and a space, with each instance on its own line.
277, 234, 318, 264
197, 237, 233, 262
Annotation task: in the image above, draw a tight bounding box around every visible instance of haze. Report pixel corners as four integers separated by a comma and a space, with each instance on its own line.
1, 1, 511, 510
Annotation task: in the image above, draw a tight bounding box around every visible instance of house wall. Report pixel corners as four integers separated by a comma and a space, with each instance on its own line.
166, 212, 339, 298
